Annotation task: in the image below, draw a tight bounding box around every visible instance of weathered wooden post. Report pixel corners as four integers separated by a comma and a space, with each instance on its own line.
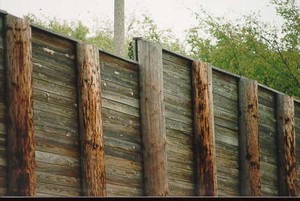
6, 15, 36, 196
192, 61, 217, 196
238, 78, 261, 196
136, 38, 169, 196
277, 94, 297, 196
77, 43, 107, 196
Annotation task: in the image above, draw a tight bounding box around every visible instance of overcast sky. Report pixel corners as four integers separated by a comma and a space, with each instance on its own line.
0, 0, 299, 40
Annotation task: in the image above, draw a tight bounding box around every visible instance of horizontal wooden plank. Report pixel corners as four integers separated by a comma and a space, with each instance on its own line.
37, 182, 80, 196
100, 62, 138, 89
214, 117, 239, 132
34, 99, 77, 119
166, 149, 193, 167
100, 52, 138, 72
32, 28, 75, 54
34, 109, 78, 130
106, 183, 143, 196
165, 109, 193, 126
168, 178, 194, 196
105, 166, 143, 188
35, 151, 80, 168
102, 79, 139, 99
36, 171, 80, 189
33, 88, 77, 111
213, 93, 238, 112
36, 161, 80, 177
105, 155, 143, 196
32, 56, 75, 77
162, 51, 192, 67
166, 119, 193, 134
35, 126, 79, 144
164, 93, 192, 111
258, 87, 276, 108
33, 61, 75, 85
102, 87, 139, 109
32, 48, 75, 72
35, 138, 79, 158
102, 98, 140, 118
163, 61, 191, 82
164, 83, 192, 101
104, 137, 142, 163
214, 105, 238, 123
166, 129, 193, 150
33, 77, 76, 99
212, 73, 238, 101
163, 70, 191, 92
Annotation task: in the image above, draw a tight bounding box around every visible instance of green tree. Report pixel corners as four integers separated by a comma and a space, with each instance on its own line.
186, 0, 300, 98
127, 14, 186, 54
25, 13, 184, 58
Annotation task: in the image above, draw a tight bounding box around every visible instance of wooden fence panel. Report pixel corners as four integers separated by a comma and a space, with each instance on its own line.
295, 101, 300, 194
212, 70, 239, 196
31, 28, 81, 196
0, 13, 7, 196
99, 52, 143, 196
258, 87, 278, 195
162, 51, 195, 196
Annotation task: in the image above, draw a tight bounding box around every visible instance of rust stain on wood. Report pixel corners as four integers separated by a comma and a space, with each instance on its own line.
192, 61, 217, 196
239, 78, 261, 196
277, 95, 297, 196
77, 43, 106, 196
6, 15, 36, 196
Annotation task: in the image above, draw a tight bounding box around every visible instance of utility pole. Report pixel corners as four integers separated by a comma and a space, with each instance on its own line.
114, 0, 125, 56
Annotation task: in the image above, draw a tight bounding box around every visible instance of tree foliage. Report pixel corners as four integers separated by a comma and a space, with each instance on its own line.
24, 13, 184, 58
186, 0, 300, 98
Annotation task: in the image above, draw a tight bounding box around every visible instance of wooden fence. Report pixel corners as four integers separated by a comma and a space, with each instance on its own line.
0, 12, 299, 197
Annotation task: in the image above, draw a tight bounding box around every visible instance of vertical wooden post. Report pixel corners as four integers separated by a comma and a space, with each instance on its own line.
6, 15, 36, 196
238, 78, 261, 196
77, 43, 106, 196
277, 94, 297, 196
192, 61, 217, 196
136, 39, 169, 196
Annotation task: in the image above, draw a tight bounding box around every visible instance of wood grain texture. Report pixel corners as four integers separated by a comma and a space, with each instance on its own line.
212, 69, 239, 196
192, 61, 217, 196
239, 78, 261, 196
0, 14, 6, 196
100, 52, 143, 196
258, 87, 278, 196
162, 52, 195, 196
277, 94, 297, 196
77, 43, 106, 196
6, 15, 36, 196
137, 39, 169, 196
32, 28, 81, 196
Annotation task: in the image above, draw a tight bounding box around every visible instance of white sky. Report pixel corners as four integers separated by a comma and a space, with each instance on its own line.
0, 0, 299, 40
